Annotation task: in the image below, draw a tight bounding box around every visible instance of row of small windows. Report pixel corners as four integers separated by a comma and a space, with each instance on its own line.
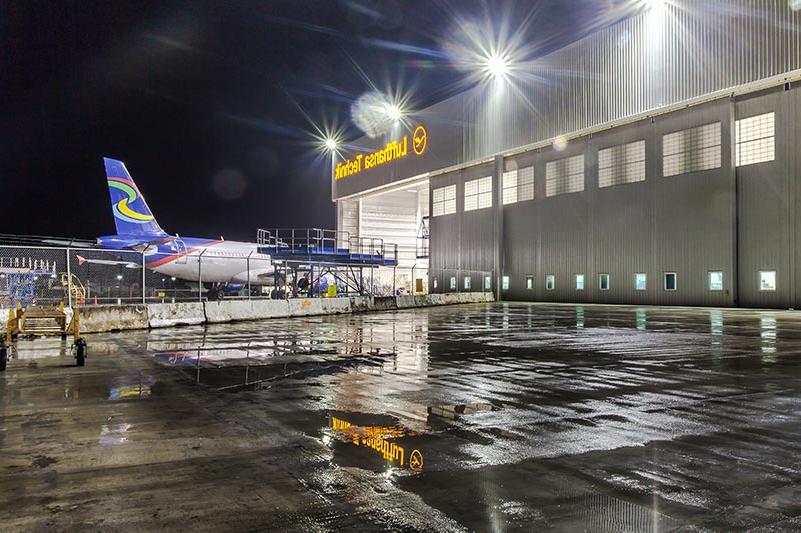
430, 113, 776, 217
501, 271, 778, 292
446, 275, 493, 290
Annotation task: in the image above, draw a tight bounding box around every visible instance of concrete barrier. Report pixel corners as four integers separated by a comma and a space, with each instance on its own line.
320, 298, 352, 315
71, 292, 495, 333
147, 302, 206, 328
373, 296, 398, 311
424, 294, 446, 306
413, 295, 429, 307
395, 295, 416, 309
204, 299, 289, 323
287, 298, 325, 317
349, 296, 374, 312
442, 293, 462, 305
78, 305, 149, 333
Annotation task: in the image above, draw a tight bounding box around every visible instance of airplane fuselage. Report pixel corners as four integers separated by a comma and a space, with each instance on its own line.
97, 235, 273, 284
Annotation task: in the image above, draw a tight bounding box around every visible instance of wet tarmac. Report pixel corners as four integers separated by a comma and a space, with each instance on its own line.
2, 302, 801, 531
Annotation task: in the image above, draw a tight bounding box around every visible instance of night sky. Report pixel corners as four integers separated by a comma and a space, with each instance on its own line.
2, 0, 636, 242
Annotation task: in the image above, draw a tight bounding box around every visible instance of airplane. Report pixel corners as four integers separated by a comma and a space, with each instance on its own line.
95, 158, 274, 291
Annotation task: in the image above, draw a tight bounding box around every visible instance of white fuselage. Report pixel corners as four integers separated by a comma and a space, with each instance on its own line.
147, 240, 274, 284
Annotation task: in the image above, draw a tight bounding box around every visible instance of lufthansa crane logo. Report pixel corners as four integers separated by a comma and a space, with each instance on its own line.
412, 125, 428, 156
410, 449, 424, 471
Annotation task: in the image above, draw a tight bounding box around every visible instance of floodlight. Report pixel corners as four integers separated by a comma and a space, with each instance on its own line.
324, 138, 338, 152
485, 53, 509, 79
385, 104, 403, 122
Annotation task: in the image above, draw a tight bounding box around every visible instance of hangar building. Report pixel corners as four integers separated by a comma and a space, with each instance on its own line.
333, 0, 801, 308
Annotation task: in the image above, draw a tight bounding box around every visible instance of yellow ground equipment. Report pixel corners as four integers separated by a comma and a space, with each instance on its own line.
1, 303, 85, 371
61, 273, 86, 305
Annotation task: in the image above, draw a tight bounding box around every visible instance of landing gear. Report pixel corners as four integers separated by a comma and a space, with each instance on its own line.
74, 337, 87, 367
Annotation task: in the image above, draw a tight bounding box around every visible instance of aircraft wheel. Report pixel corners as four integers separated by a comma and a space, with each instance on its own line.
0, 346, 7, 372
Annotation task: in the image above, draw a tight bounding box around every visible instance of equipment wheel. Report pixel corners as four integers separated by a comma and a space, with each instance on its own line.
75, 338, 87, 367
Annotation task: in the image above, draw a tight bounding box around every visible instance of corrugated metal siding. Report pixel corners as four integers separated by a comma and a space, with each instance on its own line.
495, 99, 738, 306
429, 163, 495, 291
737, 86, 793, 308
462, 0, 801, 162
336, 199, 359, 248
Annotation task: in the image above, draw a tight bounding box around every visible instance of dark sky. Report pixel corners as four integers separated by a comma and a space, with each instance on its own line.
1, 0, 636, 241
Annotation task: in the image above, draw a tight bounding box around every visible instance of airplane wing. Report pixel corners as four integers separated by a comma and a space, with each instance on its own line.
76, 254, 141, 269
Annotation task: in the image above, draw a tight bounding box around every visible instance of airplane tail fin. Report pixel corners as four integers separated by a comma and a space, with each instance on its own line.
104, 157, 167, 236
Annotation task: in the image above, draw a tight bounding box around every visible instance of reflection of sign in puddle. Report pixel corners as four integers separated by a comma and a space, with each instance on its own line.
329, 414, 424, 472
108, 373, 155, 400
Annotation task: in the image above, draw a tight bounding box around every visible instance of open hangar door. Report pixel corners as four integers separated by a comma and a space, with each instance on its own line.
337, 180, 429, 294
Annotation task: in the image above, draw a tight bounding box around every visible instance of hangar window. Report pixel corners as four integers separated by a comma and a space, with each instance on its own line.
664, 272, 677, 291
598, 140, 646, 188
464, 176, 493, 211
599, 273, 610, 290
546, 155, 584, 197
545, 275, 555, 290
449, 276, 457, 290
484, 276, 492, 290
432, 185, 456, 217
663, 122, 721, 177
464, 276, 471, 290
635, 273, 647, 291
575, 274, 585, 290
736, 112, 775, 167
502, 276, 510, 290
708, 271, 723, 291
526, 275, 534, 290
502, 166, 535, 205
759, 271, 776, 291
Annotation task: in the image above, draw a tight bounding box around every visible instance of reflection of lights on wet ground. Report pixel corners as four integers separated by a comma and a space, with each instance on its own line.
329, 415, 422, 471
576, 307, 584, 329
761, 316, 777, 359
99, 423, 132, 446
108, 373, 155, 400
636, 309, 646, 331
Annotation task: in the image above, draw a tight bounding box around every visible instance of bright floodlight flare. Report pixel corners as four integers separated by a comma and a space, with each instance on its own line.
385, 103, 403, 122
324, 137, 338, 152
485, 53, 509, 79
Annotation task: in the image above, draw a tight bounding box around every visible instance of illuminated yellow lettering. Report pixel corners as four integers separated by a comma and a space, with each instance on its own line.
334, 124, 427, 180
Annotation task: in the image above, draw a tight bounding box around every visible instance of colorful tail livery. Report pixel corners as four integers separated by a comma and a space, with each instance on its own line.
104, 157, 166, 237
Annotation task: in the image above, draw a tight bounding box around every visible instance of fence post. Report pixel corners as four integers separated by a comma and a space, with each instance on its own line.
141, 249, 147, 305
198, 249, 206, 303
65, 247, 72, 308
247, 251, 252, 300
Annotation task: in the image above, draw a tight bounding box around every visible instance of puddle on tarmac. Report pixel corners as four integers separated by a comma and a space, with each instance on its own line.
108, 372, 156, 400
320, 411, 428, 474
153, 349, 394, 391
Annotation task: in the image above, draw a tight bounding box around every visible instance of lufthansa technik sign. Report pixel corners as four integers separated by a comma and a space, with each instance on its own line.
335, 124, 428, 180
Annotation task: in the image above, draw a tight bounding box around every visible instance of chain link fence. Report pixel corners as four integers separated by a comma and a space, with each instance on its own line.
0, 245, 495, 307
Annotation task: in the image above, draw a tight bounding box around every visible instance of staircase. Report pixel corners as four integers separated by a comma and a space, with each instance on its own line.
60, 273, 86, 305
